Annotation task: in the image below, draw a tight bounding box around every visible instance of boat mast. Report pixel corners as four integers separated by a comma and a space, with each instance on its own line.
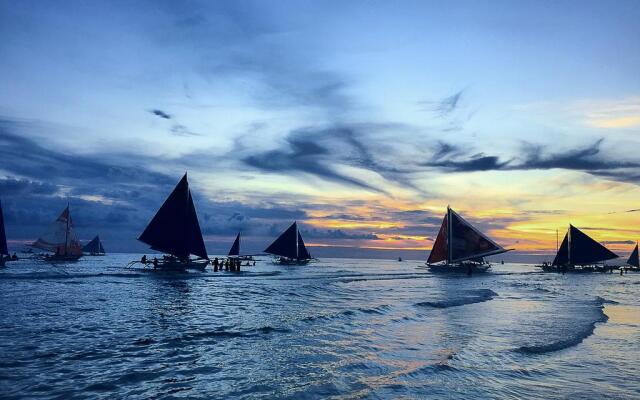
65, 203, 70, 255
295, 222, 299, 259
567, 225, 572, 266
556, 229, 558, 253
447, 206, 452, 264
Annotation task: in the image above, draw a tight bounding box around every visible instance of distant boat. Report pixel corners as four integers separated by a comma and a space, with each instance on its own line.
32, 205, 83, 262
0, 199, 9, 266
265, 221, 313, 265
83, 235, 106, 256
538, 225, 618, 273
398, 257, 403, 262
137, 173, 209, 271
426, 206, 511, 273
227, 232, 254, 261
626, 243, 639, 271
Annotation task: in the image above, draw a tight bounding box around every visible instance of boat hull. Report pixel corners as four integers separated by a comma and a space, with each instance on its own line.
427, 263, 491, 273
272, 257, 311, 266
537, 264, 618, 273
150, 260, 209, 271
44, 254, 82, 262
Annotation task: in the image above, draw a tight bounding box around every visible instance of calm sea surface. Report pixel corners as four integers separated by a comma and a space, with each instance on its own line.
1, 255, 639, 399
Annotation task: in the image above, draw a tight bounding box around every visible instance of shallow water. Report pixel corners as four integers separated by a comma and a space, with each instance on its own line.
1, 255, 639, 399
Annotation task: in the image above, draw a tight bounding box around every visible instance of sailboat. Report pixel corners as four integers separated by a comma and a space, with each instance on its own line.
83, 235, 106, 256
32, 205, 83, 262
626, 243, 639, 271
539, 225, 618, 273
426, 206, 511, 273
0, 199, 9, 266
137, 173, 209, 271
264, 221, 313, 265
227, 232, 254, 261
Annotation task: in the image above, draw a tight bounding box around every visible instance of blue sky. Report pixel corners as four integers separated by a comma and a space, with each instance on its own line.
1, 0, 639, 258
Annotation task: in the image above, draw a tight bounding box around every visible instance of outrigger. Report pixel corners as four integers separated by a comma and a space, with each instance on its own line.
134, 173, 209, 271
426, 206, 512, 273
537, 225, 618, 273
265, 221, 314, 265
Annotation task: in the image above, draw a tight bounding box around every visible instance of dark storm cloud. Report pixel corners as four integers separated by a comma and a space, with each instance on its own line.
0, 178, 57, 196
0, 123, 175, 187
243, 128, 384, 193
318, 213, 369, 221
150, 109, 172, 119
426, 155, 512, 172
422, 138, 640, 184
241, 124, 422, 194
516, 139, 638, 171
432, 141, 464, 160
301, 228, 380, 240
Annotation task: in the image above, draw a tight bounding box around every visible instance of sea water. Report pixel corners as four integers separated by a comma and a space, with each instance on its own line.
1, 255, 639, 399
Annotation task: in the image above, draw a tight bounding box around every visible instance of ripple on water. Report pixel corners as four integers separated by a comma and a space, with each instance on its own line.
415, 289, 498, 309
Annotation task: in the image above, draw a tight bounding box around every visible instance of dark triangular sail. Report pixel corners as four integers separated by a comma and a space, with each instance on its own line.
449, 208, 507, 263
569, 225, 617, 265
138, 174, 208, 260
427, 213, 448, 264
265, 222, 299, 259
552, 232, 569, 266
297, 231, 311, 260
83, 235, 105, 254
0, 199, 8, 256
228, 233, 240, 256
552, 225, 618, 266
627, 244, 639, 267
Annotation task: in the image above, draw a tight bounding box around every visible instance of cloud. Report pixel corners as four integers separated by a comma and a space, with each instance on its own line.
150, 109, 172, 119
0, 178, 58, 196
301, 228, 380, 240
422, 137, 640, 184
602, 240, 635, 245
240, 123, 426, 194
0, 124, 175, 188
425, 155, 512, 172
171, 124, 200, 137
419, 90, 464, 116
242, 126, 387, 193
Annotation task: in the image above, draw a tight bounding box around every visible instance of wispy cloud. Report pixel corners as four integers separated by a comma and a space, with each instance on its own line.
422, 137, 640, 184
150, 109, 171, 120
418, 90, 464, 116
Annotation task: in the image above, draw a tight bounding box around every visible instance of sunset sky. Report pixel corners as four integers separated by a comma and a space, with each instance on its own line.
1, 1, 639, 259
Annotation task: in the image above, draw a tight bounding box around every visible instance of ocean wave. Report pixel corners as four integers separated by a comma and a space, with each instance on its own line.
517, 298, 609, 355
300, 305, 391, 323
0, 272, 144, 280
595, 296, 619, 305
415, 289, 498, 309
175, 325, 291, 343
